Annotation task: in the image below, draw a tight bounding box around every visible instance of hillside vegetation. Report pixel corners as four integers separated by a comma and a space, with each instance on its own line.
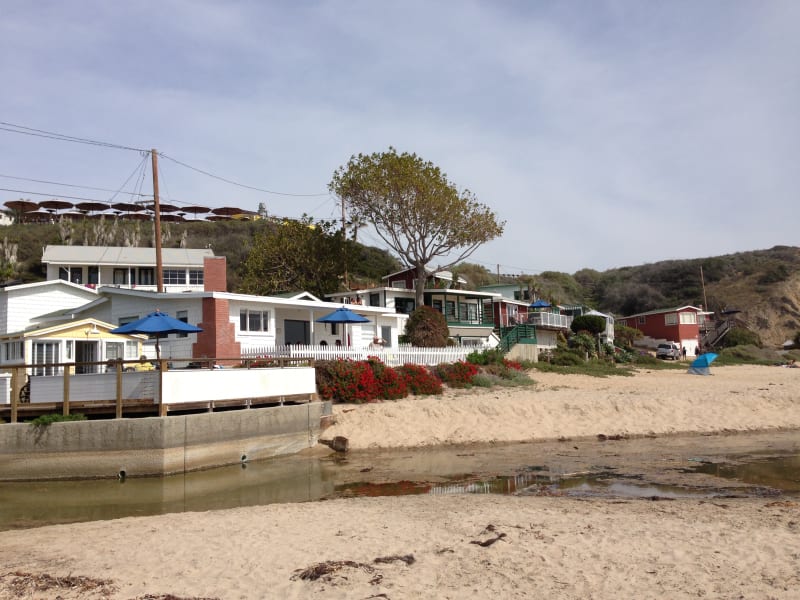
457, 246, 800, 347
1, 220, 797, 347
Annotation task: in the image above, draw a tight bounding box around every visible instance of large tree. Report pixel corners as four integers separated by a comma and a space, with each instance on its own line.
238, 216, 344, 297
329, 148, 505, 307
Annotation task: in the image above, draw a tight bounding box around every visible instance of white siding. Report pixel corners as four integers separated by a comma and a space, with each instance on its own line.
3, 286, 96, 334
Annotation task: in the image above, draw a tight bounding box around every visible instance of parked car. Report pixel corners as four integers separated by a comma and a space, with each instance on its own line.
656, 343, 681, 360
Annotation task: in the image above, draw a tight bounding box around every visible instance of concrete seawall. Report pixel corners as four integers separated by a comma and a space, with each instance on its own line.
0, 401, 331, 481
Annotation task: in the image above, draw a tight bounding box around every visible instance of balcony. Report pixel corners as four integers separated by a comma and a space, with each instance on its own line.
526, 312, 572, 330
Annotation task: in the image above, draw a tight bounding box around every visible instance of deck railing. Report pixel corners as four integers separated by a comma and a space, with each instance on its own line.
527, 312, 572, 329
242, 344, 475, 367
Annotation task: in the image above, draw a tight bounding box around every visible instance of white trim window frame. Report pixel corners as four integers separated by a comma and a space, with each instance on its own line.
239, 309, 270, 333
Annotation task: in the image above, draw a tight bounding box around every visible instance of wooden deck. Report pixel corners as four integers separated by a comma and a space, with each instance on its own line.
1, 392, 317, 421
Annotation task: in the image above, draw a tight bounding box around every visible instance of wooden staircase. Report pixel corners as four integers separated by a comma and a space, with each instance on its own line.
498, 324, 537, 353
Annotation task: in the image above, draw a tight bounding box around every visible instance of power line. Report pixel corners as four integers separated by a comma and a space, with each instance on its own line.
0, 173, 144, 196
0, 187, 141, 204
0, 121, 146, 152
159, 152, 329, 198
3, 120, 330, 200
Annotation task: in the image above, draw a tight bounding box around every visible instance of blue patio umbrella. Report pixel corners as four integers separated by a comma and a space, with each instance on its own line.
317, 307, 370, 346
529, 299, 551, 308
111, 310, 202, 359
688, 352, 718, 375
317, 307, 371, 324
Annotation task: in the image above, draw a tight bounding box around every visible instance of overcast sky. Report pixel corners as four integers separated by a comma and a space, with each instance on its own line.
1, 1, 797, 276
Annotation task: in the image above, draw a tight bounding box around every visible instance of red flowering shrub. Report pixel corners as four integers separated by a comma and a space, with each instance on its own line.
377, 367, 408, 400
397, 363, 443, 395
503, 358, 523, 371
315, 359, 380, 404
366, 356, 409, 400
434, 361, 479, 388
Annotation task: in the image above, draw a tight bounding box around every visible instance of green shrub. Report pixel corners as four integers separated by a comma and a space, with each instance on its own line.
631, 353, 661, 367
550, 349, 586, 366
570, 314, 607, 336
716, 344, 779, 365
568, 332, 597, 357
29, 413, 86, 426
466, 348, 506, 366
471, 373, 496, 387
718, 328, 763, 349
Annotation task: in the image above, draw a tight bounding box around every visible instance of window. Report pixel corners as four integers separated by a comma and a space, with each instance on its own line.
88, 266, 99, 285
66, 340, 73, 360
176, 310, 189, 338
163, 269, 186, 285
32, 341, 60, 376
369, 293, 380, 307
679, 312, 697, 325
69, 267, 83, 284
138, 268, 155, 286
461, 303, 478, 322
3, 341, 23, 361
432, 300, 443, 313
58, 266, 69, 281
125, 341, 139, 359
637, 316, 646, 325
381, 325, 392, 348
665, 313, 678, 325
239, 309, 270, 332
394, 298, 415, 314
118, 315, 139, 327
189, 270, 204, 285
106, 342, 123, 360
113, 268, 129, 285
445, 301, 456, 320
391, 280, 407, 289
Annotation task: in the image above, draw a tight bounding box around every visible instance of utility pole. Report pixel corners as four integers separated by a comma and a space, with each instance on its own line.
341, 196, 349, 290
151, 149, 164, 293
700, 265, 708, 310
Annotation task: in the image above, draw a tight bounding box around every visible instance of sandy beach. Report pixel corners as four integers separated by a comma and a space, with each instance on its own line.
1, 365, 799, 599
322, 364, 800, 448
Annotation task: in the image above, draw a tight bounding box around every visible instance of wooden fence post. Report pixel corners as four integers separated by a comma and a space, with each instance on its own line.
10, 367, 20, 424
62, 366, 70, 416
115, 361, 123, 419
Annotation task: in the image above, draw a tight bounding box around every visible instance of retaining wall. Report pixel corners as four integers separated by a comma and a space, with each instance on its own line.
0, 401, 330, 481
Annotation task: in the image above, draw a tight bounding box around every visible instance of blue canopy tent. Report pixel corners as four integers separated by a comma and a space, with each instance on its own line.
529, 299, 552, 309
688, 352, 718, 375
111, 310, 203, 360
317, 307, 370, 347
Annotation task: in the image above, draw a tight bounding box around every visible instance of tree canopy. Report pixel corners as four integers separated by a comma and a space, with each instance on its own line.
237, 217, 344, 297
329, 147, 505, 305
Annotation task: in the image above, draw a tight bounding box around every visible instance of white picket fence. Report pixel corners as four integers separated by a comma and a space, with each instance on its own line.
241, 344, 474, 367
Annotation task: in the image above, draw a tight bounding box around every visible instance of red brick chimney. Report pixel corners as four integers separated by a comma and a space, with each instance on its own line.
192, 297, 240, 365
204, 256, 227, 292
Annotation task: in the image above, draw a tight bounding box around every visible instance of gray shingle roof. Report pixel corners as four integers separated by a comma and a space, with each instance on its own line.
42, 245, 214, 267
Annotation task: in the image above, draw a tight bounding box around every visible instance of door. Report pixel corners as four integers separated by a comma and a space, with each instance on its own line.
75, 340, 99, 374
284, 320, 310, 345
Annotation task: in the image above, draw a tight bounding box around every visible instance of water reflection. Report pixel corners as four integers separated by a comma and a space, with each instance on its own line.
687, 454, 800, 493
0, 455, 335, 530
1, 438, 799, 531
